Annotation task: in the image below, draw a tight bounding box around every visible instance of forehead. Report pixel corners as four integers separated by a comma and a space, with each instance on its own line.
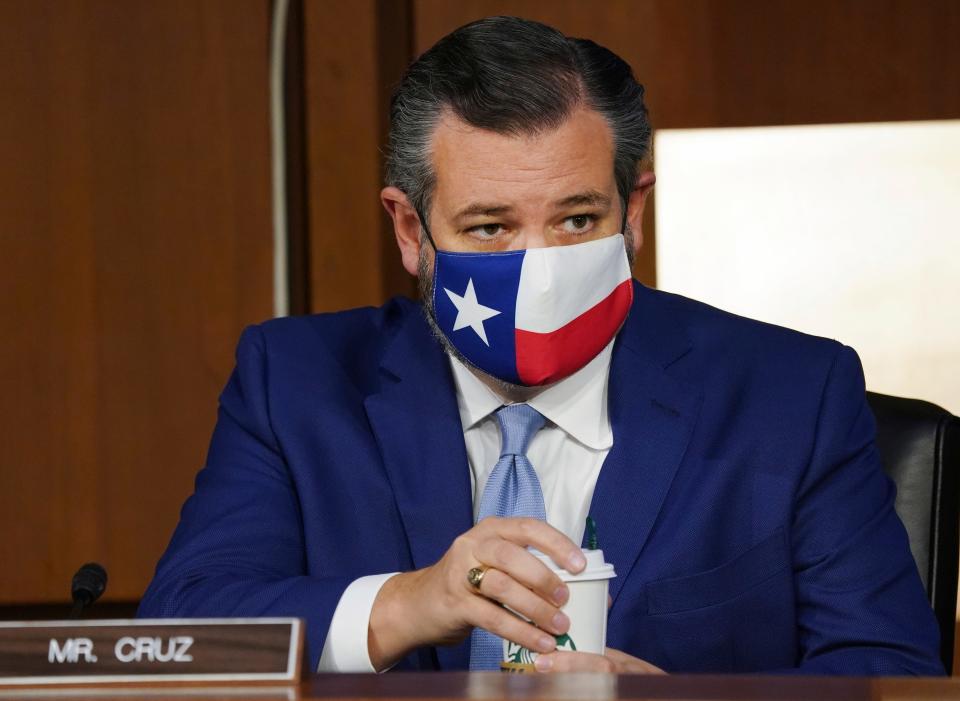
429, 107, 616, 211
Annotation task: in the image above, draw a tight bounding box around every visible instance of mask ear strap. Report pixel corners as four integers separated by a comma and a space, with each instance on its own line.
620, 196, 629, 236
415, 205, 438, 252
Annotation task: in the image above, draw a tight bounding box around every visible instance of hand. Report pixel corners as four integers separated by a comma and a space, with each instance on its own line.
534, 647, 666, 674
368, 516, 586, 671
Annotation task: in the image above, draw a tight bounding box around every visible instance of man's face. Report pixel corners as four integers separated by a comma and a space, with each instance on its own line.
423, 106, 627, 257
412, 106, 639, 318
402, 107, 639, 391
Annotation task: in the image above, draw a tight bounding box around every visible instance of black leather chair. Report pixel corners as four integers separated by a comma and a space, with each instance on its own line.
867, 392, 959, 673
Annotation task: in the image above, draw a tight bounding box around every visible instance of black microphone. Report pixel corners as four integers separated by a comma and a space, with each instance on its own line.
69, 563, 108, 619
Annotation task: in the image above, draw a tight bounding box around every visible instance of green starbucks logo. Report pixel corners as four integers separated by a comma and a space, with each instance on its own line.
505, 640, 536, 665
505, 634, 576, 665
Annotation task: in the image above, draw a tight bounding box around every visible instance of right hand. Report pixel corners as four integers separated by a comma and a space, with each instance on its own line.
368, 516, 586, 670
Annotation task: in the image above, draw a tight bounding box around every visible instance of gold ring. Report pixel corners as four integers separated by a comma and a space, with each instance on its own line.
467, 566, 488, 590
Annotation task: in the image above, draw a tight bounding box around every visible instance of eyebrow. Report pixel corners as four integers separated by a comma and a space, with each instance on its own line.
452, 203, 514, 222
451, 190, 613, 223
555, 190, 613, 209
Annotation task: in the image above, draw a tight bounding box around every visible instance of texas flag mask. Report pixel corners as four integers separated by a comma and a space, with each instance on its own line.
432, 234, 633, 386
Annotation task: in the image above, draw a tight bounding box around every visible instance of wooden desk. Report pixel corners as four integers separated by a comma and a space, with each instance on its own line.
307, 672, 959, 699
2, 673, 959, 701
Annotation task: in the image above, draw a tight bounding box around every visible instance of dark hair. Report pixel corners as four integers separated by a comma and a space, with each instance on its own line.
385, 16, 652, 228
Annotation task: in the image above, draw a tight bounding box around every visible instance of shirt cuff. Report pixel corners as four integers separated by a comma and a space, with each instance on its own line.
317, 572, 399, 672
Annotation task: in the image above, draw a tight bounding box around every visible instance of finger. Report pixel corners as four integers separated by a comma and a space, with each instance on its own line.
534, 651, 614, 673
467, 595, 557, 656
473, 538, 568, 607
473, 568, 569, 636
605, 648, 667, 674
479, 516, 587, 574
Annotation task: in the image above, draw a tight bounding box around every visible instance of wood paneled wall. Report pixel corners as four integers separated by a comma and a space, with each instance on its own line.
301, 0, 416, 312
284, 0, 421, 316
0, 0, 273, 603
415, 0, 960, 126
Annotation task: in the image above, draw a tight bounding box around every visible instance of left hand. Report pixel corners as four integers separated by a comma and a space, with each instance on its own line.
533, 647, 666, 674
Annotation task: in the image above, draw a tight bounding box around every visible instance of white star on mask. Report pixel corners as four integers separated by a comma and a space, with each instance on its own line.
444, 278, 501, 346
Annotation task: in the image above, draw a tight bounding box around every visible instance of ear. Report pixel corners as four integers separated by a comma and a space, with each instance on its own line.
381, 186, 424, 276
625, 170, 656, 257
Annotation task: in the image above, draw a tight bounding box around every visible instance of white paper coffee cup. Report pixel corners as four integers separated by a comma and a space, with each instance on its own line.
500, 548, 615, 672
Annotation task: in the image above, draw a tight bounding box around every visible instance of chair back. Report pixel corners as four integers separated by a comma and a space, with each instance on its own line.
867, 391, 959, 673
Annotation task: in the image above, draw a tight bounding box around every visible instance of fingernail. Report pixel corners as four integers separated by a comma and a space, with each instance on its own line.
535, 654, 553, 671
538, 635, 556, 653
553, 586, 568, 606
551, 612, 569, 633
569, 551, 587, 571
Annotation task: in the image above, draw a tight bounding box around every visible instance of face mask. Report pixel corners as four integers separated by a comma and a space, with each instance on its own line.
430, 234, 633, 386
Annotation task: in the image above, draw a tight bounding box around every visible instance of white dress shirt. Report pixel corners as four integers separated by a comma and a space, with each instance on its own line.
318, 341, 615, 672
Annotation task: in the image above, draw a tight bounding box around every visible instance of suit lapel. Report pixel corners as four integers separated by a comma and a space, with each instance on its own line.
587, 283, 702, 603
364, 308, 473, 570
363, 306, 473, 669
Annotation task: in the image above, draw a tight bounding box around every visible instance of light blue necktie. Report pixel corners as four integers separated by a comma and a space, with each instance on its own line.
469, 403, 548, 670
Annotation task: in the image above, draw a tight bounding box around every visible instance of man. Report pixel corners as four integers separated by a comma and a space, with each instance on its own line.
139, 17, 943, 675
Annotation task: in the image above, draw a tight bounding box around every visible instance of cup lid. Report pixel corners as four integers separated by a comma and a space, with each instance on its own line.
529, 548, 616, 582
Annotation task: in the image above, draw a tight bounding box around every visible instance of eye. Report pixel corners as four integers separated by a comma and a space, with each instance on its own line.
561, 214, 597, 235
466, 223, 506, 238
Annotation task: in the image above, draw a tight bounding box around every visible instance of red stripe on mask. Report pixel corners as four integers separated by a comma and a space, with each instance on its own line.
515, 279, 633, 386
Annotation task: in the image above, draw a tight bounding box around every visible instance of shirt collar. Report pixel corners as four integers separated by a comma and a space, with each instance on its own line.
448, 340, 615, 451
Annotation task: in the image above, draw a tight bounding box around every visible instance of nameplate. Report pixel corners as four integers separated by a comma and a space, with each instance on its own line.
0, 618, 303, 687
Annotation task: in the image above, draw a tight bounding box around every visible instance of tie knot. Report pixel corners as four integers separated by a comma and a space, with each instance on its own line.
495, 403, 547, 458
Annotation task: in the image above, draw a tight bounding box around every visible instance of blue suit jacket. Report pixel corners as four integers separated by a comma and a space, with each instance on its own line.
139, 282, 943, 675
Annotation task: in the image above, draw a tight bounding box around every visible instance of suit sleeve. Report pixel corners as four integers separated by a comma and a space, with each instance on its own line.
137, 325, 352, 670
789, 345, 943, 675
